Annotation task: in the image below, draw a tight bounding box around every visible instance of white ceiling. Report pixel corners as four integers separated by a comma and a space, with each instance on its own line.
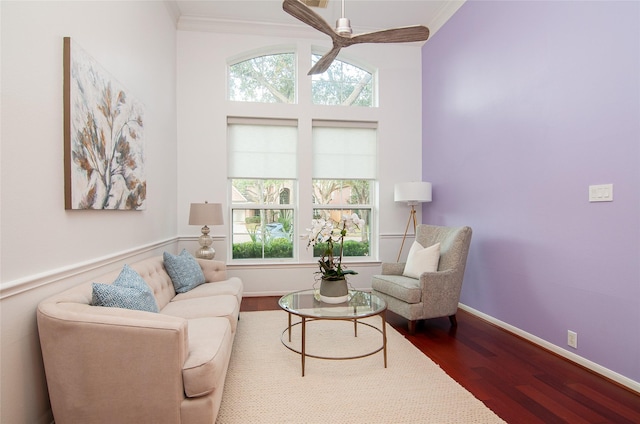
171, 0, 465, 39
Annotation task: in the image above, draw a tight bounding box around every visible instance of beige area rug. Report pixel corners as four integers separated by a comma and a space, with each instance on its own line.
216, 310, 505, 423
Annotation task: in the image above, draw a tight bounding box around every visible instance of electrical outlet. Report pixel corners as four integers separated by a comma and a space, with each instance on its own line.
567, 330, 578, 349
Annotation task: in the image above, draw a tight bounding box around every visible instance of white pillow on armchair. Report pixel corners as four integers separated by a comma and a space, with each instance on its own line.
403, 241, 441, 279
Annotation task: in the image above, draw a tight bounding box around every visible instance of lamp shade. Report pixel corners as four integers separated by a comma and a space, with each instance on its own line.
189, 202, 224, 226
394, 182, 432, 205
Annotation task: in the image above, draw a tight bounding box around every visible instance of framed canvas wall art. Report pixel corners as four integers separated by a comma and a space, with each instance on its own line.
63, 37, 146, 210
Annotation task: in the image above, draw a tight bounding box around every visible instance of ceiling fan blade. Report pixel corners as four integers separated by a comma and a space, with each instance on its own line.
283, 0, 336, 38
308, 45, 342, 75
282, 0, 429, 74
349, 25, 430, 45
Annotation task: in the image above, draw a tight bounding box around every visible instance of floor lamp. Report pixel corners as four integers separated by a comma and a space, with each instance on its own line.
189, 201, 224, 259
394, 182, 432, 262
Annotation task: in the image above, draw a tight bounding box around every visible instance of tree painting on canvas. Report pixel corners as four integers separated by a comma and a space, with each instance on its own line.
63, 37, 146, 210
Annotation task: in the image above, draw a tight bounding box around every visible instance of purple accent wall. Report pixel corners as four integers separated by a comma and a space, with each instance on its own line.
422, 0, 640, 382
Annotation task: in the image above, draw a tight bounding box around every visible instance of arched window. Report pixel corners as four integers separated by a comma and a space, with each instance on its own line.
228, 53, 296, 103
311, 54, 374, 106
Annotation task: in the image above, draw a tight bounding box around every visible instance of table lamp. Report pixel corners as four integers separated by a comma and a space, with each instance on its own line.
189, 201, 224, 259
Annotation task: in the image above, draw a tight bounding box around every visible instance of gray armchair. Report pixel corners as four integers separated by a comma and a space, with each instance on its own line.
372, 224, 472, 334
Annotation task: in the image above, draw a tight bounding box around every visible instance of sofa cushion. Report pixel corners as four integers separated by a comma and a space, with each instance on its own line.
403, 241, 440, 279
91, 264, 159, 312
182, 317, 233, 398
172, 277, 243, 304
371, 274, 422, 304
161, 294, 240, 332
163, 249, 206, 293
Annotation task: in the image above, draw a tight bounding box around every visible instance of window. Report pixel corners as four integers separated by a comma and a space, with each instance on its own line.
228, 117, 297, 260
311, 54, 374, 106
228, 53, 295, 103
226, 49, 378, 264
311, 120, 377, 259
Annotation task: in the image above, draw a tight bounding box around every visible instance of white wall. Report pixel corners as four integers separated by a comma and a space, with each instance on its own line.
0, 1, 178, 422
176, 26, 425, 295
0, 5, 425, 421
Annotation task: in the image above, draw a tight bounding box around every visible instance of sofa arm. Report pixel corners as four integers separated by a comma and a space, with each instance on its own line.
37, 303, 189, 423
381, 262, 405, 276
197, 258, 228, 282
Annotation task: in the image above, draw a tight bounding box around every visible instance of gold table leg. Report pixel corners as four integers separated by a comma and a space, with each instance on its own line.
279, 307, 388, 376
301, 316, 306, 377
382, 312, 388, 368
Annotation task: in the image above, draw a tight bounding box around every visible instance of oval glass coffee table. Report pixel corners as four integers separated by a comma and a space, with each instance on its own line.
278, 289, 387, 376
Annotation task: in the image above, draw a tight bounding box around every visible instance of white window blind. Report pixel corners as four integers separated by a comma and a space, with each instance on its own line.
228, 117, 298, 178
312, 120, 377, 179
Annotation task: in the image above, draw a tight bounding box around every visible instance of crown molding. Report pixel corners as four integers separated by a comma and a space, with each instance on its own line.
177, 15, 325, 40
427, 0, 466, 35
164, 0, 181, 27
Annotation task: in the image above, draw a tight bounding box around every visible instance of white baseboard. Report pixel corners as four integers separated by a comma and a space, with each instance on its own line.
458, 303, 640, 394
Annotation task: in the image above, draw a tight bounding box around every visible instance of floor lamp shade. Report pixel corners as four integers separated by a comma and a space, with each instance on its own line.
394, 182, 432, 205
189, 202, 223, 260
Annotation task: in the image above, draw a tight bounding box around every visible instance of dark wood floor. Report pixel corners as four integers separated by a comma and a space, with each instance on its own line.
241, 296, 640, 423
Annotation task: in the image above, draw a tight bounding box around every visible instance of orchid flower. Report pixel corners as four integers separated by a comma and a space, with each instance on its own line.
306, 213, 363, 280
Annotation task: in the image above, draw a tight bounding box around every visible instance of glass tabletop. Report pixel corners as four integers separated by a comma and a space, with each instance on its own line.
278, 289, 386, 320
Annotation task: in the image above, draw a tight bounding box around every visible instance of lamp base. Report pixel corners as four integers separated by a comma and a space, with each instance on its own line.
195, 246, 215, 260
195, 226, 215, 260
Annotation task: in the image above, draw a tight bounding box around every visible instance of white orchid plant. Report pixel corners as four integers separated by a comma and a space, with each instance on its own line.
306, 213, 365, 280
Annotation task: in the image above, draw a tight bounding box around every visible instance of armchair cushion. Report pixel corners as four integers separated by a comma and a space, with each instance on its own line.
91, 264, 159, 313
163, 249, 206, 293
403, 241, 440, 279
371, 274, 422, 304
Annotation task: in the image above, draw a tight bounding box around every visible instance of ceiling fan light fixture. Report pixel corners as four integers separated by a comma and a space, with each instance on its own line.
335, 17, 352, 35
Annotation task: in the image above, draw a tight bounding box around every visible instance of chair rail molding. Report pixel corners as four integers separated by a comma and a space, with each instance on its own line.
0, 237, 178, 300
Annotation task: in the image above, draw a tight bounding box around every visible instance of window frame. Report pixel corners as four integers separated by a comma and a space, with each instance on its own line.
227, 116, 298, 262
226, 47, 379, 265
311, 187, 375, 261
227, 48, 297, 104
310, 52, 377, 107
229, 179, 297, 262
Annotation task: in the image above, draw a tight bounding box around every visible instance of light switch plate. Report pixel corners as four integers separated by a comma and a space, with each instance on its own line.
589, 184, 613, 202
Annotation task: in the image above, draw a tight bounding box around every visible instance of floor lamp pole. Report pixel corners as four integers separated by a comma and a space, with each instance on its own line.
397, 205, 418, 262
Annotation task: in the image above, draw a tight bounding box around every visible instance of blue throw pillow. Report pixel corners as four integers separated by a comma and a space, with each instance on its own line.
163, 249, 206, 293
92, 264, 159, 313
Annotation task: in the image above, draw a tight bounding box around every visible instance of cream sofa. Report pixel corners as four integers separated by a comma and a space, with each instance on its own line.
36, 253, 243, 424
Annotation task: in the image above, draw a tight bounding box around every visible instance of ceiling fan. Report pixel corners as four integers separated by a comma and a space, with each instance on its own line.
282, 0, 430, 75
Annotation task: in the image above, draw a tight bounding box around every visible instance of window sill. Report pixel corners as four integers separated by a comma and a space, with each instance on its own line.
227, 260, 381, 270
